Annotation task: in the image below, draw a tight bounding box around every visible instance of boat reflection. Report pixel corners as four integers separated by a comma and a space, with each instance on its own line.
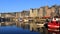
16, 22, 48, 34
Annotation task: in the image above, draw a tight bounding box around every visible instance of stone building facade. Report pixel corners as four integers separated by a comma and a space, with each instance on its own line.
29, 5, 60, 18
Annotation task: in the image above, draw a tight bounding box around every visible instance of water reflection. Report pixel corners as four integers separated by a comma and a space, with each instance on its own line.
17, 22, 48, 34
0, 23, 40, 34
0, 22, 60, 34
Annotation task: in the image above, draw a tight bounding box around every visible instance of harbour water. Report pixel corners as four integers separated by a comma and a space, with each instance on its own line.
0, 25, 40, 34
0, 22, 60, 34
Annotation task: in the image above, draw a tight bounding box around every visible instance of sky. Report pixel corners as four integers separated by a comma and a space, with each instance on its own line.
0, 0, 60, 13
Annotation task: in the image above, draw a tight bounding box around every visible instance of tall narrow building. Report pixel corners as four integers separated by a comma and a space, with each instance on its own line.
30, 8, 39, 17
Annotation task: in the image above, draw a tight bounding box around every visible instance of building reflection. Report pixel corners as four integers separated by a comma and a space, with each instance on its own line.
16, 22, 48, 34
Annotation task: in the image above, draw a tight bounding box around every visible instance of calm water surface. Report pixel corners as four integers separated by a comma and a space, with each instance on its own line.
0, 25, 40, 34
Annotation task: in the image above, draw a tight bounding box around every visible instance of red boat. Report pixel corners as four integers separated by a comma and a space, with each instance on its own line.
47, 18, 60, 34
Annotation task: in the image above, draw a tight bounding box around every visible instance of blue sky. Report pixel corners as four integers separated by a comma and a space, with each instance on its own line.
0, 0, 60, 13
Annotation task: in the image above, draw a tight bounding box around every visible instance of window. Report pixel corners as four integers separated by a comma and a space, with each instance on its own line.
32, 9, 34, 13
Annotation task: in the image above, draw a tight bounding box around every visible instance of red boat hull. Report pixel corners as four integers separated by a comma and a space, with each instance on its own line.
48, 21, 60, 33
